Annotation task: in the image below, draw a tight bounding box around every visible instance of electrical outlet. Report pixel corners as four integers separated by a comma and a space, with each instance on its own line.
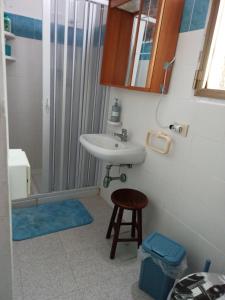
169, 123, 189, 137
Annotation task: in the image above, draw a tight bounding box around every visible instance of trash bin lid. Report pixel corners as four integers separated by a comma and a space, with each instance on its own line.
142, 232, 186, 266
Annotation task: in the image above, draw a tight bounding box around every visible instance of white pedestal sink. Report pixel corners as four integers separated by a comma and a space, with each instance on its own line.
79, 134, 146, 164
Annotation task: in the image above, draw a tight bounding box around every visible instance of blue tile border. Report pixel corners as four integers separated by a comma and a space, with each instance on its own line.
5, 1, 210, 44
6, 12, 42, 40
190, 0, 210, 31
180, 0, 195, 32
180, 0, 210, 33
140, 42, 152, 60
5, 12, 105, 47
34, 18, 42, 40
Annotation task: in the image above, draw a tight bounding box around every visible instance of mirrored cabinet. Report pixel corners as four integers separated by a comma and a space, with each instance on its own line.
100, 0, 184, 93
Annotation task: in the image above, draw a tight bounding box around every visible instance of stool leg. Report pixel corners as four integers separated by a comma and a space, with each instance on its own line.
137, 209, 142, 247
131, 210, 136, 238
110, 207, 123, 259
106, 205, 118, 239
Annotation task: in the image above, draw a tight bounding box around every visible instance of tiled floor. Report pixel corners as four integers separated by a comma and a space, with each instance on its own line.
13, 196, 152, 300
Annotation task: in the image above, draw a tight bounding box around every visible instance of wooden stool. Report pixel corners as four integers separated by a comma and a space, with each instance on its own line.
106, 188, 148, 259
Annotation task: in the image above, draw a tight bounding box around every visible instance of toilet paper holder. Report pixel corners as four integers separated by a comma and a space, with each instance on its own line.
146, 130, 172, 154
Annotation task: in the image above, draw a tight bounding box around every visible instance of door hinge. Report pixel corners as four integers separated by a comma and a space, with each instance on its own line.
193, 69, 203, 89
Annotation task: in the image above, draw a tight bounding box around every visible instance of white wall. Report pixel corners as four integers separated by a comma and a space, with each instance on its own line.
0, 2, 13, 298
4, 0, 42, 171
6, 37, 42, 170
4, 0, 42, 19
101, 27, 225, 273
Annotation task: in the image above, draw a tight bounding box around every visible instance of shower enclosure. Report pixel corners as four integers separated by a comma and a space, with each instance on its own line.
42, 0, 109, 193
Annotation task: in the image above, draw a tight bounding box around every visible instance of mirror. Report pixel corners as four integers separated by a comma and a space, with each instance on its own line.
125, 0, 159, 87
101, 0, 184, 93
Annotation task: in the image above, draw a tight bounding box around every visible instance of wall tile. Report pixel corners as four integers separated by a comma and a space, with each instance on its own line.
140, 42, 152, 60
140, 54, 150, 60
180, 0, 210, 33
6, 36, 42, 170
101, 25, 225, 272
180, 0, 195, 33
34, 19, 42, 40
174, 30, 204, 67
5, 0, 210, 45
11, 14, 34, 39
190, 0, 210, 31
169, 65, 196, 99
189, 136, 225, 179
7, 74, 42, 169
4, 0, 42, 19
192, 99, 225, 142
5, 12, 42, 40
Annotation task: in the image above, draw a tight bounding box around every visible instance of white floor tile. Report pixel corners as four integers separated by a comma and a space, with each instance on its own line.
13, 232, 65, 265
21, 253, 76, 300
46, 290, 85, 300
13, 196, 150, 300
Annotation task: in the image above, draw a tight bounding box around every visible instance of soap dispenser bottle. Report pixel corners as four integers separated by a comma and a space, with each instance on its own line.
110, 98, 121, 123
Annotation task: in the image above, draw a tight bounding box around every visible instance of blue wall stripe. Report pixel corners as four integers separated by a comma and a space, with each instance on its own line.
6, 12, 42, 40
140, 42, 152, 60
190, 0, 210, 31
5, 12, 105, 47
180, 0, 195, 32
180, 0, 210, 33
6, 0, 210, 44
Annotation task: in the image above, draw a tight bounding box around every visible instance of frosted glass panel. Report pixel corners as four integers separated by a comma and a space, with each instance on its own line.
49, 0, 109, 191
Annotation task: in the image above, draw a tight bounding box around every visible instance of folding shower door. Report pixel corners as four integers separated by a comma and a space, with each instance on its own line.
42, 0, 109, 192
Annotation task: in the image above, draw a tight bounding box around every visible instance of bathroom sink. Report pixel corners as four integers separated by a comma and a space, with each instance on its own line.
79, 134, 146, 164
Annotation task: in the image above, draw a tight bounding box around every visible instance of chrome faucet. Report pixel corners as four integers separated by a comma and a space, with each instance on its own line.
114, 129, 128, 142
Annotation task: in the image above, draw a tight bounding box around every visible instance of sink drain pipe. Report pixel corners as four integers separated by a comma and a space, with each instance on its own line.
103, 164, 132, 188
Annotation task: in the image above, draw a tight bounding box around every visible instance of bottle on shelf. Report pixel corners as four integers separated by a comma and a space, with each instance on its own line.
5, 44, 12, 56
110, 98, 121, 123
4, 13, 12, 32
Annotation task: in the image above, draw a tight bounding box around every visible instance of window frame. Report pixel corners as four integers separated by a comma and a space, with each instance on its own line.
194, 0, 225, 100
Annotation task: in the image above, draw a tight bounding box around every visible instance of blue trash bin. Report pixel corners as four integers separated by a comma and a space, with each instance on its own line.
139, 232, 186, 300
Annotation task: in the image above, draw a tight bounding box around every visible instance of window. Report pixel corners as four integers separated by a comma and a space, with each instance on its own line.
194, 0, 225, 99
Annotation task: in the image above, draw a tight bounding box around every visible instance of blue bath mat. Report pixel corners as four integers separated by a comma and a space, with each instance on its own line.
12, 200, 93, 241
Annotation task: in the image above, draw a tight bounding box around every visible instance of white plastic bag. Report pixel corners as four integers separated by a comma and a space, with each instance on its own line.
138, 247, 187, 279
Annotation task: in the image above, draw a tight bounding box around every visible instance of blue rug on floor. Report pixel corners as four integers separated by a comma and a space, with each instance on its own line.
12, 200, 93, 241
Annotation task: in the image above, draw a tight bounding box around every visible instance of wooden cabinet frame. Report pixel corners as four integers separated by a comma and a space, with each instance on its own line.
100, 0, 184, 93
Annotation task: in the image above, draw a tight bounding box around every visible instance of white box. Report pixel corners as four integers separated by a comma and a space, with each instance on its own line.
8, 149, 31, 200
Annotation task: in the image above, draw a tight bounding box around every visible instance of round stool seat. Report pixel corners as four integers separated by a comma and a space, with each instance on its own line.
111, 188, 148, 210
107, 188, 149, 259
